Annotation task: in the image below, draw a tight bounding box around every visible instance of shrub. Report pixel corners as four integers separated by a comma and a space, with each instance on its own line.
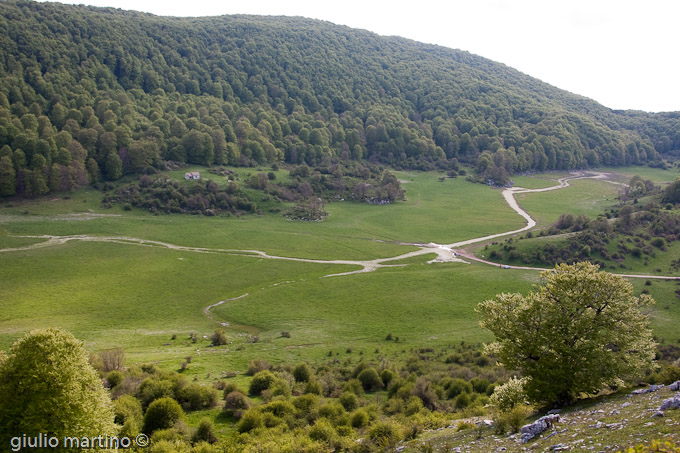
293, 394, 320, 417
192, 417, 217, 444
351, 362, 371, 378
411, 377, 438, 410
178, 383, 219, 410
651, 237, 666, 248
445, 378, 472, 399
293, 363, 311, 382
107, 370, 124, 388
97, 347, 125, 372
304, 379, 323, 395
488, 377, 529, 412
221, 382, 243, 398
470, 377, 491, 394
249, 370, 277, 395
142, 397, 184, 434
261, 400, 296, 418
404, 396, 424, 416
223, 391, 251, 418
246, 358, 271, 376
237, 409, 264, 433
209, 329, 228, 346
380, 369, 394, 386
357, 368, 383, 391
342, 379, 365, 396
339, 392, 359, 411
267, 378, 292, 399
318, 401, 345, 419
454, 392, 470, 409
308, 419, 336, 443
137, 378, 174, 408
192, 442, 220, 453
113, 394, 143, 435
505, 404, 533, 433
456, 421, 475, 431
368, 420, 403, 449
350, 409, 370, 428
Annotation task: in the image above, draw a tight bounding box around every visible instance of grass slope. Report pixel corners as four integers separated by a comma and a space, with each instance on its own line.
1, 167, 679, 377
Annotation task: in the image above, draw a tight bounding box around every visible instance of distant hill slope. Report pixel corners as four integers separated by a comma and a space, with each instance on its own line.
1, 0, 679, 197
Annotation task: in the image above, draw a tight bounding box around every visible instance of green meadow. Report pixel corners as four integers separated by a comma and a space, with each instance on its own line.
514, 177, 621, 226
2, 166, 680, 380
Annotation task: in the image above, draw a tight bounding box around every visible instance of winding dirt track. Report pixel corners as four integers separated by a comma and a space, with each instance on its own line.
3, 172, 679, 280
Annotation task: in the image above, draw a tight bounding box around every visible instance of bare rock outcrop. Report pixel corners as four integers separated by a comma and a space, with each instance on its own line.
659, 394, 680, 411
520, 414, 560, 443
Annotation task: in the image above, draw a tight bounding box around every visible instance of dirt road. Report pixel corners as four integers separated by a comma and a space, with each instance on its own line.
3, 171, 677, 279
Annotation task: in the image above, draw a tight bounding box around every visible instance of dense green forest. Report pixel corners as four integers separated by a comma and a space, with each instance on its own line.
1, 0, 680, 199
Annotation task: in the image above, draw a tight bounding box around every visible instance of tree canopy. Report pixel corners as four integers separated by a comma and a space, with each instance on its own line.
0, 328, 116, 447
0, 0, 679, 197
477, 262, 656, 406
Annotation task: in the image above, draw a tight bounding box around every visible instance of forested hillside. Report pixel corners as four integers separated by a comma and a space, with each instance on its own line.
1, 0, 679, 197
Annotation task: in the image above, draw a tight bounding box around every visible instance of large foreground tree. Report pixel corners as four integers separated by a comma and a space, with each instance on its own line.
0, 328, 116, 448
477, 262, 656, 406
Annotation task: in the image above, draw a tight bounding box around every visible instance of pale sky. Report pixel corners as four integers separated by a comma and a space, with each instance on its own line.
39, 0, 680, 112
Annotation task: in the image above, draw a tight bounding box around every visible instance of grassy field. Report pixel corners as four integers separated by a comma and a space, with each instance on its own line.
514, 177, 621, 227
2, 165, 679, 379
599, 165, 680, 184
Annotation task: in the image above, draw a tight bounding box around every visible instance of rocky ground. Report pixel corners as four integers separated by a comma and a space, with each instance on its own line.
402, 384, 680, 452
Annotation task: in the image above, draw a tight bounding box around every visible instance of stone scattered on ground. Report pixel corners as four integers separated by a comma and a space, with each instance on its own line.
659, 394, 680, 411
632, 384, 665, 395
520, 414, 560, 443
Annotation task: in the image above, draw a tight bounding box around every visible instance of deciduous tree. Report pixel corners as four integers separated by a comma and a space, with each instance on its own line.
477, 262, 656, 406
0, 328, 116, 446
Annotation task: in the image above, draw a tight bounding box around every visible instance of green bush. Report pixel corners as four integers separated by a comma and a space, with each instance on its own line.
308, 418, 336, 443
237, 409, 264, 433
223, 391, 251, 417
209, 329, 228, 346
494, 404, 533, 434
350, 409, 370, 428
249, 370, 277, 395
137, 378, 174, 407
318, 401, 345, 419
178, 383, 219, 410
221, 382, 243, 398
304, 379, 323, 395
142, 397, 185, 434
192, 417, 217, 444
454, 392, 470, 409
339, 391, 359, 411
246, 358, 271, 376
342, 378, 365, 396
267, 378, 292, 399
380, 369, 394, 387
368, 420, 403, 449
489, 377, 529, 412
404, 396, 424, 416
357, 368, 383, 391
293, 393, 320, 416
114, 394, 143, 428
261, 400, 296, 418
445, 378, 472, 399
107, 370, 124, 388
293, 363, 311, 382
470, 377, 491, 394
